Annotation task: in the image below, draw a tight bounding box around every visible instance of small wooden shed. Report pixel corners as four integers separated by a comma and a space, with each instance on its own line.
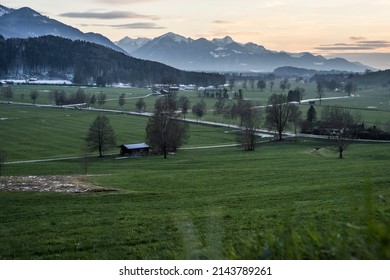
119, 143, 150, 157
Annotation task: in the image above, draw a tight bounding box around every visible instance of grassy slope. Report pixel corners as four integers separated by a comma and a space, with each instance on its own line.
1, 88, 389, 259
0, 104, 237, 162
1, 141, 389, 259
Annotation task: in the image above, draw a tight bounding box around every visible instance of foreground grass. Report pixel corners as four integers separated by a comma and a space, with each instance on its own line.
1, 141, 389, 259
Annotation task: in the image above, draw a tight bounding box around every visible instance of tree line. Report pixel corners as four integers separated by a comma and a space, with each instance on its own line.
84, 88, 389, 159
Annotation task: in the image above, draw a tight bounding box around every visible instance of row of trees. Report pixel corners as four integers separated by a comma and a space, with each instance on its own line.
1, 86, 150, 113
85, 94, 189, 159
84, 90, 385, 159
1, 86, 39, 104
81, 93, 269, 158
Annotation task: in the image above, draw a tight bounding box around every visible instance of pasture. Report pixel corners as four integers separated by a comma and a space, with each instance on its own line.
0, 82, 389, 259
0, 140, 389, 259
3, 80, 390, 130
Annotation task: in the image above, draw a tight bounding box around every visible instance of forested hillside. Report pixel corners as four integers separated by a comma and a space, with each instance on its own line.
0, 35, 225, 86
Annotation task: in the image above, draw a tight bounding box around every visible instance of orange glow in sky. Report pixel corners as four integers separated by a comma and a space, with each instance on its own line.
2, 0, 390, 69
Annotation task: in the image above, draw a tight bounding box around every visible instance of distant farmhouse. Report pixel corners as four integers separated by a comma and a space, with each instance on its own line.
153, 84, 179, 95
119, 143, 150, 157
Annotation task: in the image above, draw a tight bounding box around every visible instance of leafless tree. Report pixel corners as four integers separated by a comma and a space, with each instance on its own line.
146, 94, 188, 159
321, 106, 354, 159
135, 98, 146, 114
30, 90, 39, 105
178, 96, 190, 119
316, 81, 325, 104
118, 93, 126, 112
239, 102, 262, 151
265, 93, 291, 141
85, 115, 116, 157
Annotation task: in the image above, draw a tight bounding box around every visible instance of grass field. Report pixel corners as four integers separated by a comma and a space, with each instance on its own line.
4, 80, 390, 129
0, 104, 237, 162
0, 141, 389, 259
1, 84, 390, 259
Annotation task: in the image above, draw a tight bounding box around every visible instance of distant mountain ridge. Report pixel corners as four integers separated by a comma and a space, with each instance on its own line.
116, 32, 373, 73
0, 4, 373, 73
0, 5, 125, 53
0, 4, 13, 16
0, 35, 225, 86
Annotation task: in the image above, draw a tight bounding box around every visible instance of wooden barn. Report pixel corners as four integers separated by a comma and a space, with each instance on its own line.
119, 143, 150, 157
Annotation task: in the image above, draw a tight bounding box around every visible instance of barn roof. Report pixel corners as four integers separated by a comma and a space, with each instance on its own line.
120, 143, 150, 150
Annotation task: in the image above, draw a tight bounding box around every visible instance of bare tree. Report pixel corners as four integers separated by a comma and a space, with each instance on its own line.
178, 95, 190, 119
1, 87, 13, 102
344, 81, 357, 96
321, 106, 354, 159
118, 93, 126, 112
288, 104, 302, 135
306, 105, 317, 131
279, 78, 289, 92
89, 94, 97, 107
257, 80, 266, 91
30, 90, 39, 105
97, 92, 107, 108
249, 79, 255, 91
135, 98, 146, 114
265, 93, 291, 141
146, 94, 188, 159
269, 81, 274, 92
213, 96, 225, 122
316, 81, 325, 104
228, 78, 235, 91
239, 102, 262, 151
192, 99, 206, 121
52, 89, 66, 106
85, 115, 116, 157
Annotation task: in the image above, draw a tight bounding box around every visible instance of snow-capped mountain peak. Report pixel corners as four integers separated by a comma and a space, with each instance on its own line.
115, 36, 151, 54
0, 4, 13, 17
124, 33, 372, 72
212, 36, 235, 47
0, 6, 125, 53
157, 32, 193, 43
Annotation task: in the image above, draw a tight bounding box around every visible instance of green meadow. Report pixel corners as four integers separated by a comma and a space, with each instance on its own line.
0, 83, 390, 259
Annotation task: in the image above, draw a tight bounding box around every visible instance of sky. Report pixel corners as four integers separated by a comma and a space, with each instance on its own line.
2, 0, 390, 69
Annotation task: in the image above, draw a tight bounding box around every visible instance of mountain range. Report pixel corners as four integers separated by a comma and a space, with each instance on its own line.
0, 35, 225, 86
116, 33, 372, 72
0, 4, 372, 73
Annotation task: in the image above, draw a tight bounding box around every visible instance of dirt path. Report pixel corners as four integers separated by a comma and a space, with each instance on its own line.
0, 175, 116, 193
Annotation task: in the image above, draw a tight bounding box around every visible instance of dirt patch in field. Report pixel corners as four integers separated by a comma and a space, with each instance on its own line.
0, 175, 117, 193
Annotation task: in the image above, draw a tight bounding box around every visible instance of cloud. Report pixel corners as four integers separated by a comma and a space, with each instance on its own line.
94, 0, 157, 3
60, 11, 159, 20
81, 22, 165, 29
350, 36, 367, 41
213, 20, 232, 24
111, 23, 165, 29
316, 39, 390, 52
